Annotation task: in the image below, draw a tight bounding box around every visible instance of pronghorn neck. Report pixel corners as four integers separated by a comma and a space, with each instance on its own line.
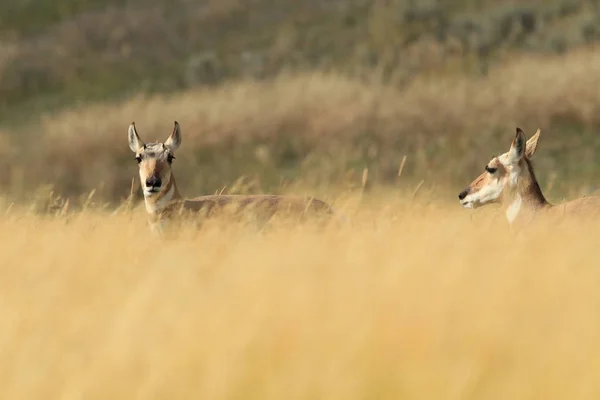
503, 157, 550, 224
144, 172, 182, 215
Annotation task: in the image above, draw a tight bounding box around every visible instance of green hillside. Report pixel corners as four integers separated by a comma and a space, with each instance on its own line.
1, 0, 599, 123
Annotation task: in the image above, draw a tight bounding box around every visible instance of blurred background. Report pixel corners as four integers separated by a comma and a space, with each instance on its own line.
2, 0, 600, 208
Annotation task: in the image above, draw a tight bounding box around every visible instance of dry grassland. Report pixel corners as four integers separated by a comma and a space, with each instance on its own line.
2, 41, 600, 400
1, 190, 600, 399
5, 46, 600, 202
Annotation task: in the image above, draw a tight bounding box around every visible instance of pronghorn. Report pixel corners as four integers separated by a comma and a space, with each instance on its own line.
458, 127, 600, 226
128, 121, 345, 233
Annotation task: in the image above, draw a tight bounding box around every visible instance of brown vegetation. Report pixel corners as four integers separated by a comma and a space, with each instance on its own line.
3, 46, 600, 209
3, 2, 600, 398
2, 0, 599, 121
1, 195, 600, 398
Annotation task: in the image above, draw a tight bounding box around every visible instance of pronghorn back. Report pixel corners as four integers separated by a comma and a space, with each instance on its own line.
185, 194, 336, 214
162, 194, 339, 220
546, 196, 600, 218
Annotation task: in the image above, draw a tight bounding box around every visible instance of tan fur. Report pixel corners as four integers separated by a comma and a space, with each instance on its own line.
128, 121, 345, 233
458, 127, 600, 226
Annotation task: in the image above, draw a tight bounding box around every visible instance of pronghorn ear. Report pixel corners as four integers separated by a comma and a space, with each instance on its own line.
164, 121, 182, 152
525, 128, 541, 159
508, 127, 526, 162
128, 122, 145, 153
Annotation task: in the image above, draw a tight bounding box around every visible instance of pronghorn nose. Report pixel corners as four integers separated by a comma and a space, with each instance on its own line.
458, 189, 469, 201
145, 177, 162, 188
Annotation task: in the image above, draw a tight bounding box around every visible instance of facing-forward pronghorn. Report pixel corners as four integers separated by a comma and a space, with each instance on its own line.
457, 127, 600, 226
128, 120, 345, 233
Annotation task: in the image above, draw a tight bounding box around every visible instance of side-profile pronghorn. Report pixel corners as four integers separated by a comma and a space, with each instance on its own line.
128, 121, 345, 233
458, 127, 600, 226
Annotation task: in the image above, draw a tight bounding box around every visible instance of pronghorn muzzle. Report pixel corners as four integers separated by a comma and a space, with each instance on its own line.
145, 176, 162, 191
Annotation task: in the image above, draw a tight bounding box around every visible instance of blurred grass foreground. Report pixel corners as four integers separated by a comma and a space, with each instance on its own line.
2, 199, 600, 399
3, 1, 600, 398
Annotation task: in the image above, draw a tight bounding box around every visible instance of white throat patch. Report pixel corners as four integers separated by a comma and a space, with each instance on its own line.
505, 194, 522, 224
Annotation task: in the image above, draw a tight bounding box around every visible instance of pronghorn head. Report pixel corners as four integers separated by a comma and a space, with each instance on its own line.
458, 127, 541, 209
128, 121, 182, 198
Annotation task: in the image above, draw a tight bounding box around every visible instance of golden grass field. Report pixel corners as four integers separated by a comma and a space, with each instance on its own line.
2, 186, 600, 399
3, 44, 600, 399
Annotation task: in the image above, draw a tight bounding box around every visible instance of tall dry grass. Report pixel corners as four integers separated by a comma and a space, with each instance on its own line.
4, 46, 600, 205
2, 191, 600, 399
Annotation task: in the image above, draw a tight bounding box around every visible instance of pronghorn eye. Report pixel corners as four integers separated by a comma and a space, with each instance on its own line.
167, 154, 175, 164
135, 156, 142, 164
485, 166, 497, 174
